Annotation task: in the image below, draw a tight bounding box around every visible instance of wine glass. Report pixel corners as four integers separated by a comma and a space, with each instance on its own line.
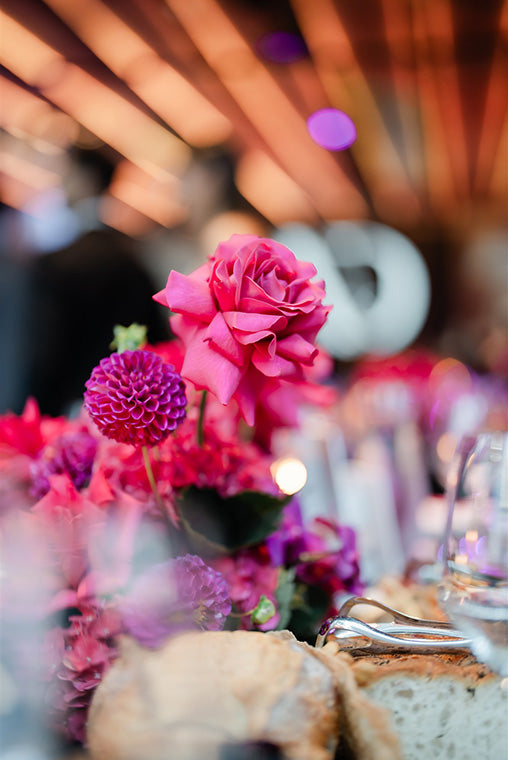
439, 431, 508, 675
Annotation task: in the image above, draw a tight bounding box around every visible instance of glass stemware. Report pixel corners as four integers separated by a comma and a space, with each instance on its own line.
439, 431, 508, 675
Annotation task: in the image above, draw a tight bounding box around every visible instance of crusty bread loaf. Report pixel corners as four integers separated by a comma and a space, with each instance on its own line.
87, 630, 401, 760
321, 642, 508, 760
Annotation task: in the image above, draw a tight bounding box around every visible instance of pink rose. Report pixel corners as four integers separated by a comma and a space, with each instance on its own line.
154, 235, 331, 424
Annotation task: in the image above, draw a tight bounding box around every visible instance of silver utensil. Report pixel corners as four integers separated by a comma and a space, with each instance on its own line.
316, 595, 472, 651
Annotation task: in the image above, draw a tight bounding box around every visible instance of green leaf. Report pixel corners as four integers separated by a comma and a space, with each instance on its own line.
177, 486, 290, 555
251, 595, 276, 625
274, 567, 297, 631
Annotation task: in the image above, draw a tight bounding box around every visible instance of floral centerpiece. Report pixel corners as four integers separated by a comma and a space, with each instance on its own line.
0, 235, 362, 747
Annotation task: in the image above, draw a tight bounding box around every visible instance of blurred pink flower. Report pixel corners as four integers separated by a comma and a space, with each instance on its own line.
32, 474, 106, 589
44, 603, 121, 743
252, 350, 339, 447
154, 234, 330, 424
213, 545, 280, 631
0, 399, 72, 513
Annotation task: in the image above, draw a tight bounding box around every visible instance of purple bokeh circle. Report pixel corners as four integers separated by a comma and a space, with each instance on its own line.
256, 31, 308, 64
307, 108, 357, 151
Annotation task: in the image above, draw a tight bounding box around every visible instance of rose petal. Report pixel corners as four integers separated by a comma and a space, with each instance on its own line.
152, 288, 169, 307
288, 304, 332, 342
165, 271, 216, 319
211, 259, 238, 312
223, 311, 287, 334
236, 331, 275, 348
213, 234, 261, 264
233, 370, 262, 426
169, 314, 202, 345
277, 334, 317, 364
181, 334, 244, 404
252, 348, 301, 378
205, 313, 249, 367
239, 276, 287, 309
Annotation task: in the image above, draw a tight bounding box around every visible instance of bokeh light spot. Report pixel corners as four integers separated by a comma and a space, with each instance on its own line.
307, 108, 357, 151
436, 432, 458, 465
256, 31, 308, 64
271, 457, 308, 495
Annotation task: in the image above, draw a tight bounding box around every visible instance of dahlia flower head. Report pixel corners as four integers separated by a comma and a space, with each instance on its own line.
154, 234, 331, 425
121, 554, 232, 647
84, 349, 186, 447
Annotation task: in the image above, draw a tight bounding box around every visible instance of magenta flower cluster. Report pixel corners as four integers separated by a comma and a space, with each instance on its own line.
84, 350, 187, 447
0, 235, 366, 750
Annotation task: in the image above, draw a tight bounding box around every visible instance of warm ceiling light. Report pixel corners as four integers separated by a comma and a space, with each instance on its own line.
0, 78, 79, 152
422, 1, 469, 199
0, 10, 190, 173
410, 0, 455, 215
236, 150, 319, 226
166, 0, 367, 219
109, 160, 187, 227
44, 0, 232, 147
290, 0, 420, 217
43, 63, 190, 173
474, 5, 508, 196
0, 150, 60, 190
99, 194, 156, 238
0, 170, 46, 209
200, 211, 267, 255
128, 56, 232, 147
0, 11, 62, 86
489, 117, 508, 198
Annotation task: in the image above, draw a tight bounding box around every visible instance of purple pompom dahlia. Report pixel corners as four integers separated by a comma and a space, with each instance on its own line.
84, 350, 186, 447
121, 554, 232, 647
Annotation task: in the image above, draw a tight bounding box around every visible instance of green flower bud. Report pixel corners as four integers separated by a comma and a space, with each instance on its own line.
251, 595, 276, 626
110, 323, 147, 353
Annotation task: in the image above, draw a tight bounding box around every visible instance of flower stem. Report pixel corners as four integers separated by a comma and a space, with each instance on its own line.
228, 608, 257, 619
197, 390, 208, 447
142, 445, 166, 518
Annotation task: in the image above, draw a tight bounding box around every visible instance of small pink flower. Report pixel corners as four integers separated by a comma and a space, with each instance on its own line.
31, 474, 106, 589
155, 413, 280, 499
154, 235, 330, 424
43, 604, 120, 743
213, 546, 280, 631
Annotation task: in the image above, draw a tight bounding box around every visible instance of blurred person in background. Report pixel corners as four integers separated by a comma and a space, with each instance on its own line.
18, 147, 170, 417
143, 148, 267, 289
440, 224, 508, 379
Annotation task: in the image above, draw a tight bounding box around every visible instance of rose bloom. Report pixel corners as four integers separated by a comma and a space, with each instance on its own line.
154, 235, 331, 424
